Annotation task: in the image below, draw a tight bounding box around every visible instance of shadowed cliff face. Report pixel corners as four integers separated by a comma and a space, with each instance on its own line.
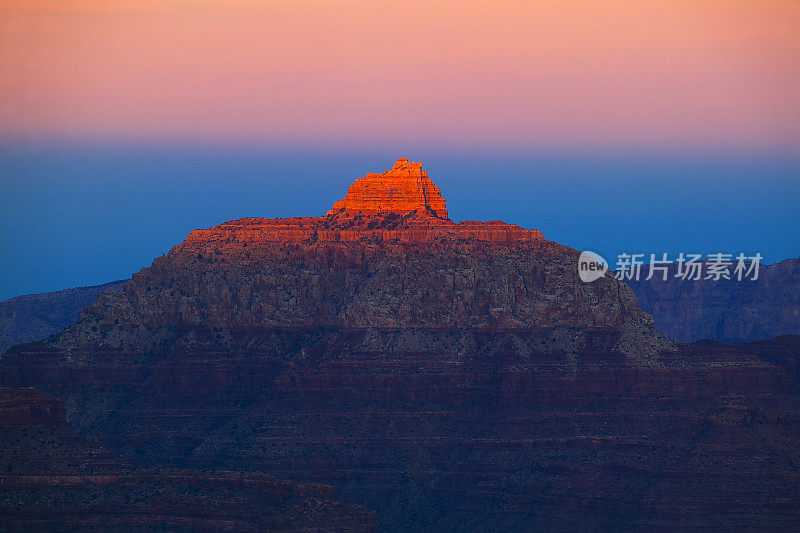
0, 280, 125, 354
3, 332, 799, 530
626, 259, 800, 342
0, 387, 376, 532
1, 159, 798, 530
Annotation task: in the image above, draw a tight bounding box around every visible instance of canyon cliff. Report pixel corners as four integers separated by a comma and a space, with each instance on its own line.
1, 159, 798, 530
0, 387, 375, 531
0, 280, 125, 353
52, 158, 667, 362
626, 258, 800, 342
328, 158, 448, 218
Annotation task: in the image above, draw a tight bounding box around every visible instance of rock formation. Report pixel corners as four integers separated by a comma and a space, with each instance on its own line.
49, 159, 664, 361
0, 280, 125, 353
328, 158, 448, 218
6, 254, 796, 356
1, 159, 798, 530
7, 256, 798, 356
626, 258, 800, 342
0, 387, 375, 531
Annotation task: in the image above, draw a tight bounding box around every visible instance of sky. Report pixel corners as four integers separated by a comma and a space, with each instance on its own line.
1, 1, 799, 300
2, 0, 798, 152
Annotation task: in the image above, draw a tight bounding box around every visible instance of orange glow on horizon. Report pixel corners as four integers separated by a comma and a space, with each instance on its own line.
1, 1, 798, 152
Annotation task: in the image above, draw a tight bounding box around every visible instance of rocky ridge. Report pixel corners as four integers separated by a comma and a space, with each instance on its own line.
0, 280, 125, 353
54, 158, 667, 362
626, 258, 800, 342
1, 158, 797, 530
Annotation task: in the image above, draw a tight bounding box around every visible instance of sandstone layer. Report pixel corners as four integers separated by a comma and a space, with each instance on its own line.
328, 158, 448, 218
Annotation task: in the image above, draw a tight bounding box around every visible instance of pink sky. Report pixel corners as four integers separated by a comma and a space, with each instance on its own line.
1, 0, 798, 152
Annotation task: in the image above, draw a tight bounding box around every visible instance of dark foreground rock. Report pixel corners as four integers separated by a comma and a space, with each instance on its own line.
3, 333, 798, 530
0, 387, 375, 532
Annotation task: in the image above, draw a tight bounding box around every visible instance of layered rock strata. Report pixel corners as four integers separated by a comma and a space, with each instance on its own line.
2, 159, 798, 530
0, 387, 375, 532
626, 258, 800, 342
328, 158, 448, 218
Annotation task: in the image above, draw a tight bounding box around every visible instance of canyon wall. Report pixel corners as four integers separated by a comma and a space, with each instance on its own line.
627, 258, 800, 342
2, 159, 797, 530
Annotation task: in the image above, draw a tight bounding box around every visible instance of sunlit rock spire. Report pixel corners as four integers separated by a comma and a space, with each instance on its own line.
327, 158, 448, 219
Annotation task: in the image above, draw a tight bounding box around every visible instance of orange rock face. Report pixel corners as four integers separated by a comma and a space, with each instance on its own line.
181, 212, 544, 250
181, 158, 542, 250
328, 158, 448, 218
